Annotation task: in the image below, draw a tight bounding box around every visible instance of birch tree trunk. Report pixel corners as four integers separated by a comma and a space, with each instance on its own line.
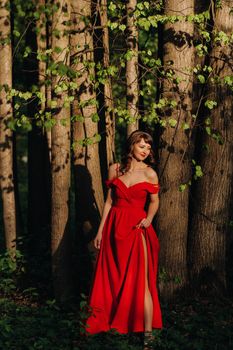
126, 0, 139, 135
156, 0, 194, 300
188, 1, 233, 295
0, 0, 16, 252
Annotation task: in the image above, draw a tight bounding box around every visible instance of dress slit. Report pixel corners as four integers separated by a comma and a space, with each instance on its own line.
141, 230, 149, 285
85, 179, 162, 334
141, 230, 153, 329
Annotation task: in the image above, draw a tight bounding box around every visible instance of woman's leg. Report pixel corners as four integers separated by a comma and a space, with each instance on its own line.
141, 233, 153, 331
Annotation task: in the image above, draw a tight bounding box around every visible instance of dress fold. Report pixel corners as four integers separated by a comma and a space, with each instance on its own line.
86, 178, 162, 334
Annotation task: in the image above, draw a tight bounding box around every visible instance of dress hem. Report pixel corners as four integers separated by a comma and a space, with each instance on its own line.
86, 325, 163, 335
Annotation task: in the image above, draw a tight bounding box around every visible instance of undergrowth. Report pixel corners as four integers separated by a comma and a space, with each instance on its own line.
0, 251, 232, 349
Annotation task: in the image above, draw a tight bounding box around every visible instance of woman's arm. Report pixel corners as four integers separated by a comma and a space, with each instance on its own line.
143, 193, 159, 228
137, 168, 159, 229
93, 190, 112, 249
93, 163, 119, 249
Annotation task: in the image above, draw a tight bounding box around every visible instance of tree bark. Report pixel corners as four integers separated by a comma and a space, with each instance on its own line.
36, 0, 51, 161
156, 0, 194, 300
51, 0, 72, 302
190, 0, 212, 165
0, 0, 17, 252
192, 0, 211, 115
188, 1, 233, 295
70, 0, 105, 294
99, 0, 115, 166
126, 0, 139, 135
71, 0, 104, 219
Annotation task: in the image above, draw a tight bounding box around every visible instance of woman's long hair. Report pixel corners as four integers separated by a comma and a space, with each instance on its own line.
119, 130, 155, 174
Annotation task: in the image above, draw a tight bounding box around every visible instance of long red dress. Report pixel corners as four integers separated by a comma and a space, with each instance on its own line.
86, 177, 162, 334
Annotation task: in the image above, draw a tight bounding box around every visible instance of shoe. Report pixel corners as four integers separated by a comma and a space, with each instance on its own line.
144, 331, 154, 349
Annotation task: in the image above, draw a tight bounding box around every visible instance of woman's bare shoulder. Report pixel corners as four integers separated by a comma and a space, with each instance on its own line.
108, 163, 121, 180
145, 166, 158, 184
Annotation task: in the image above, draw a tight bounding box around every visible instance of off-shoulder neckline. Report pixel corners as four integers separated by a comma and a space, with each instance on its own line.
107, 177, 159, 190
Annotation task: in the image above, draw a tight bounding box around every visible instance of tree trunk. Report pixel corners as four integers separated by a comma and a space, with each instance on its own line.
156, 0, 194, 300
45, 0, 52, 163
0, 0, 17, 252
126, 0, 139, 135
188, 1, 233, 295
37, 0, 46, 115
71, 0, 104, 218
51, 0, 72, 302
25, 1, 51, 282
190, 0, 212, 166
99, 0, 115, 166
70, 0, 105, 295
192, 0, 211, 116
36, 0, 51, 160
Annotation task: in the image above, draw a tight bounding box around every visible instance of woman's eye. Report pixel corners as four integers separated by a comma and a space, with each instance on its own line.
139, 144, 150, 151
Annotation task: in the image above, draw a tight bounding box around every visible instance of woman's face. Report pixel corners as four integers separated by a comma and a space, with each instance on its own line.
132, 138, 151, 161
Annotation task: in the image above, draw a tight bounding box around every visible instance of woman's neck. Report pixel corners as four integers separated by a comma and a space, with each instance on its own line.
129, 158, 147, 171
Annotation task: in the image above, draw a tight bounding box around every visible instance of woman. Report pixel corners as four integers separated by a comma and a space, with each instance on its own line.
86, 130, 162, 344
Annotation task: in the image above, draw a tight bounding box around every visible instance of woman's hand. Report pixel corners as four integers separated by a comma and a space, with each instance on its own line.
94, 232, 102, 249
136, 217, 152, 229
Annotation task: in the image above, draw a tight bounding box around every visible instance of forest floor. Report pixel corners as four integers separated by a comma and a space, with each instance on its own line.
0, 293, 232, 350
0, 251, 232, 349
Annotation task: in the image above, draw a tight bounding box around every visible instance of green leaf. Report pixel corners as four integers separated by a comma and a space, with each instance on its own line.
159, 119, 166, 127
54, 46, 63, 54
108, 2, 117, 12
168, 118, 177, 128
195, 165, 203, 178
34, 11, 40, 20
155, 58, 162, 66
182, 122, 190, 130
204, 100, 217, 109
13, 30, 20, 38
109, 22, 118, 30
71, 115, 84, 122
50, 100, 58, 109
119, 24, 126, 31
137, 18, 151, 31
91, 113, 100, 122
170, 100, 177, 108
57, 62, 68, 76
179, 184, 187, 192
224, 76, 233, 87
7, 119, 16, 131
23, 46, 32, 58
197, 75, 205, 84
44, 119, 55, 130
205, 126, 211, 135
125, 50, 134, 61
94, 133, 101, 143
60, 118, 68, 126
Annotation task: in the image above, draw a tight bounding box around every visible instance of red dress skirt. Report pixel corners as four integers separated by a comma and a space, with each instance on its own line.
85, 177, 162, 334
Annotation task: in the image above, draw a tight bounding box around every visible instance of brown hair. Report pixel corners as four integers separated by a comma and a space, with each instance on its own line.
119, 130, 155, 173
